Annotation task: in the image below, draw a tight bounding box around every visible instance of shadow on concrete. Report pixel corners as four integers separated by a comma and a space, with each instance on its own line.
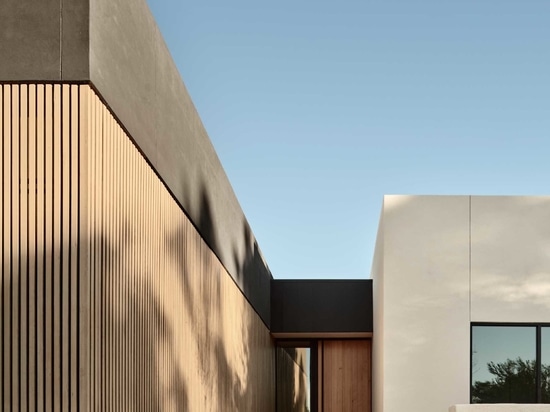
190, 181, 272, 327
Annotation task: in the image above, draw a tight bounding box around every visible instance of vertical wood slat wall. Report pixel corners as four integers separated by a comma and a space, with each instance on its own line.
1, 84, 80, 412
1, 83, 276, 412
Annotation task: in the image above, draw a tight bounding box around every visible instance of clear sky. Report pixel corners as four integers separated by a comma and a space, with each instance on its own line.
147, 0, 550, 279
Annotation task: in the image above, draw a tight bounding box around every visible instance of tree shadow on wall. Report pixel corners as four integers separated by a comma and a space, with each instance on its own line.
166, 182, 274, 410
97, 232, 190, 412
0, 231, 189, 411
2, 179, 275, 410
232, 222, 272, 326
191, 184, 271, 327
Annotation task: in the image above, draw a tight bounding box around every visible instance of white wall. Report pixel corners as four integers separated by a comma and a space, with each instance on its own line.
373, 195, 471, 412
372, 195, 550, 412
471, 196, 550, 322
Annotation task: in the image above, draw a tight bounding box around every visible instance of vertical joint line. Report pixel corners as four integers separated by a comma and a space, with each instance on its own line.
59, 0, 63, 78
469, 196, 472, 322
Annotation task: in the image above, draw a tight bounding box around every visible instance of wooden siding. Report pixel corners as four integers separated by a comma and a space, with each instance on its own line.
320, 340, 371, 412
1, 83, 276, 411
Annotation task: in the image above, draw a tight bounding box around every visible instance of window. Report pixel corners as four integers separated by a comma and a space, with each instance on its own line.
276, 340, 315, 412
471, 324, 550, 404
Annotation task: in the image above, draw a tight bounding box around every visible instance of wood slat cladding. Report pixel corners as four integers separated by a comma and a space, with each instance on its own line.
320, 340, 371, 412
1, 84, 80, 411
1, 83, 276, 411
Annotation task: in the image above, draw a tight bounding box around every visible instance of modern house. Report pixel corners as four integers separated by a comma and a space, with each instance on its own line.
1, 1, 549, 411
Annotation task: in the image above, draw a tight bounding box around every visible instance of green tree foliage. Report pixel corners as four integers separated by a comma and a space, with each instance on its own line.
472, 358, 550, 403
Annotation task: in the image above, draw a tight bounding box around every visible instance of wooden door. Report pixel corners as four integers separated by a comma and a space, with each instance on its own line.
319, 340, 371, 412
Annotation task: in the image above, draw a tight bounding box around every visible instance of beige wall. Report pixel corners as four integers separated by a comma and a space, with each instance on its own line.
1, 83, 276, 411
471, 196, 550, 322
372, 195, 473, 412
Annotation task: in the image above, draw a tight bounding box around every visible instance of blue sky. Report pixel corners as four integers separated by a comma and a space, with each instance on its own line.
147, 0, 550, 279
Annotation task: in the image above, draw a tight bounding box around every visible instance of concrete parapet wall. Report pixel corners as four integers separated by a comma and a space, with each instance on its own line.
0, 0, 89, 81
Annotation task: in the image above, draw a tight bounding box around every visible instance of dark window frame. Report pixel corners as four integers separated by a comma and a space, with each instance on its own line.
470, 322, 550, 404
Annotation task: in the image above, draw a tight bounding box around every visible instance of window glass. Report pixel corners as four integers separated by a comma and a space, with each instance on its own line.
472, 326, 536, 403
276, 346, 311, 412
542, 328, 550, 403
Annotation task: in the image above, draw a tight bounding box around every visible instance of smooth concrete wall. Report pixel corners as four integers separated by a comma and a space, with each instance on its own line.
372, 195, 471, 412
1, 84, 276, 411
372, 195, 550, 412
471, 196, 550, 322
0, 0, 272, 326
0, 0, 89, 80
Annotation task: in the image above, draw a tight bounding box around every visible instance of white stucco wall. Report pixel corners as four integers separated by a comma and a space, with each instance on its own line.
371, 195, 550, 412
471, 196, 550, 322
372, 195, 471, 412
